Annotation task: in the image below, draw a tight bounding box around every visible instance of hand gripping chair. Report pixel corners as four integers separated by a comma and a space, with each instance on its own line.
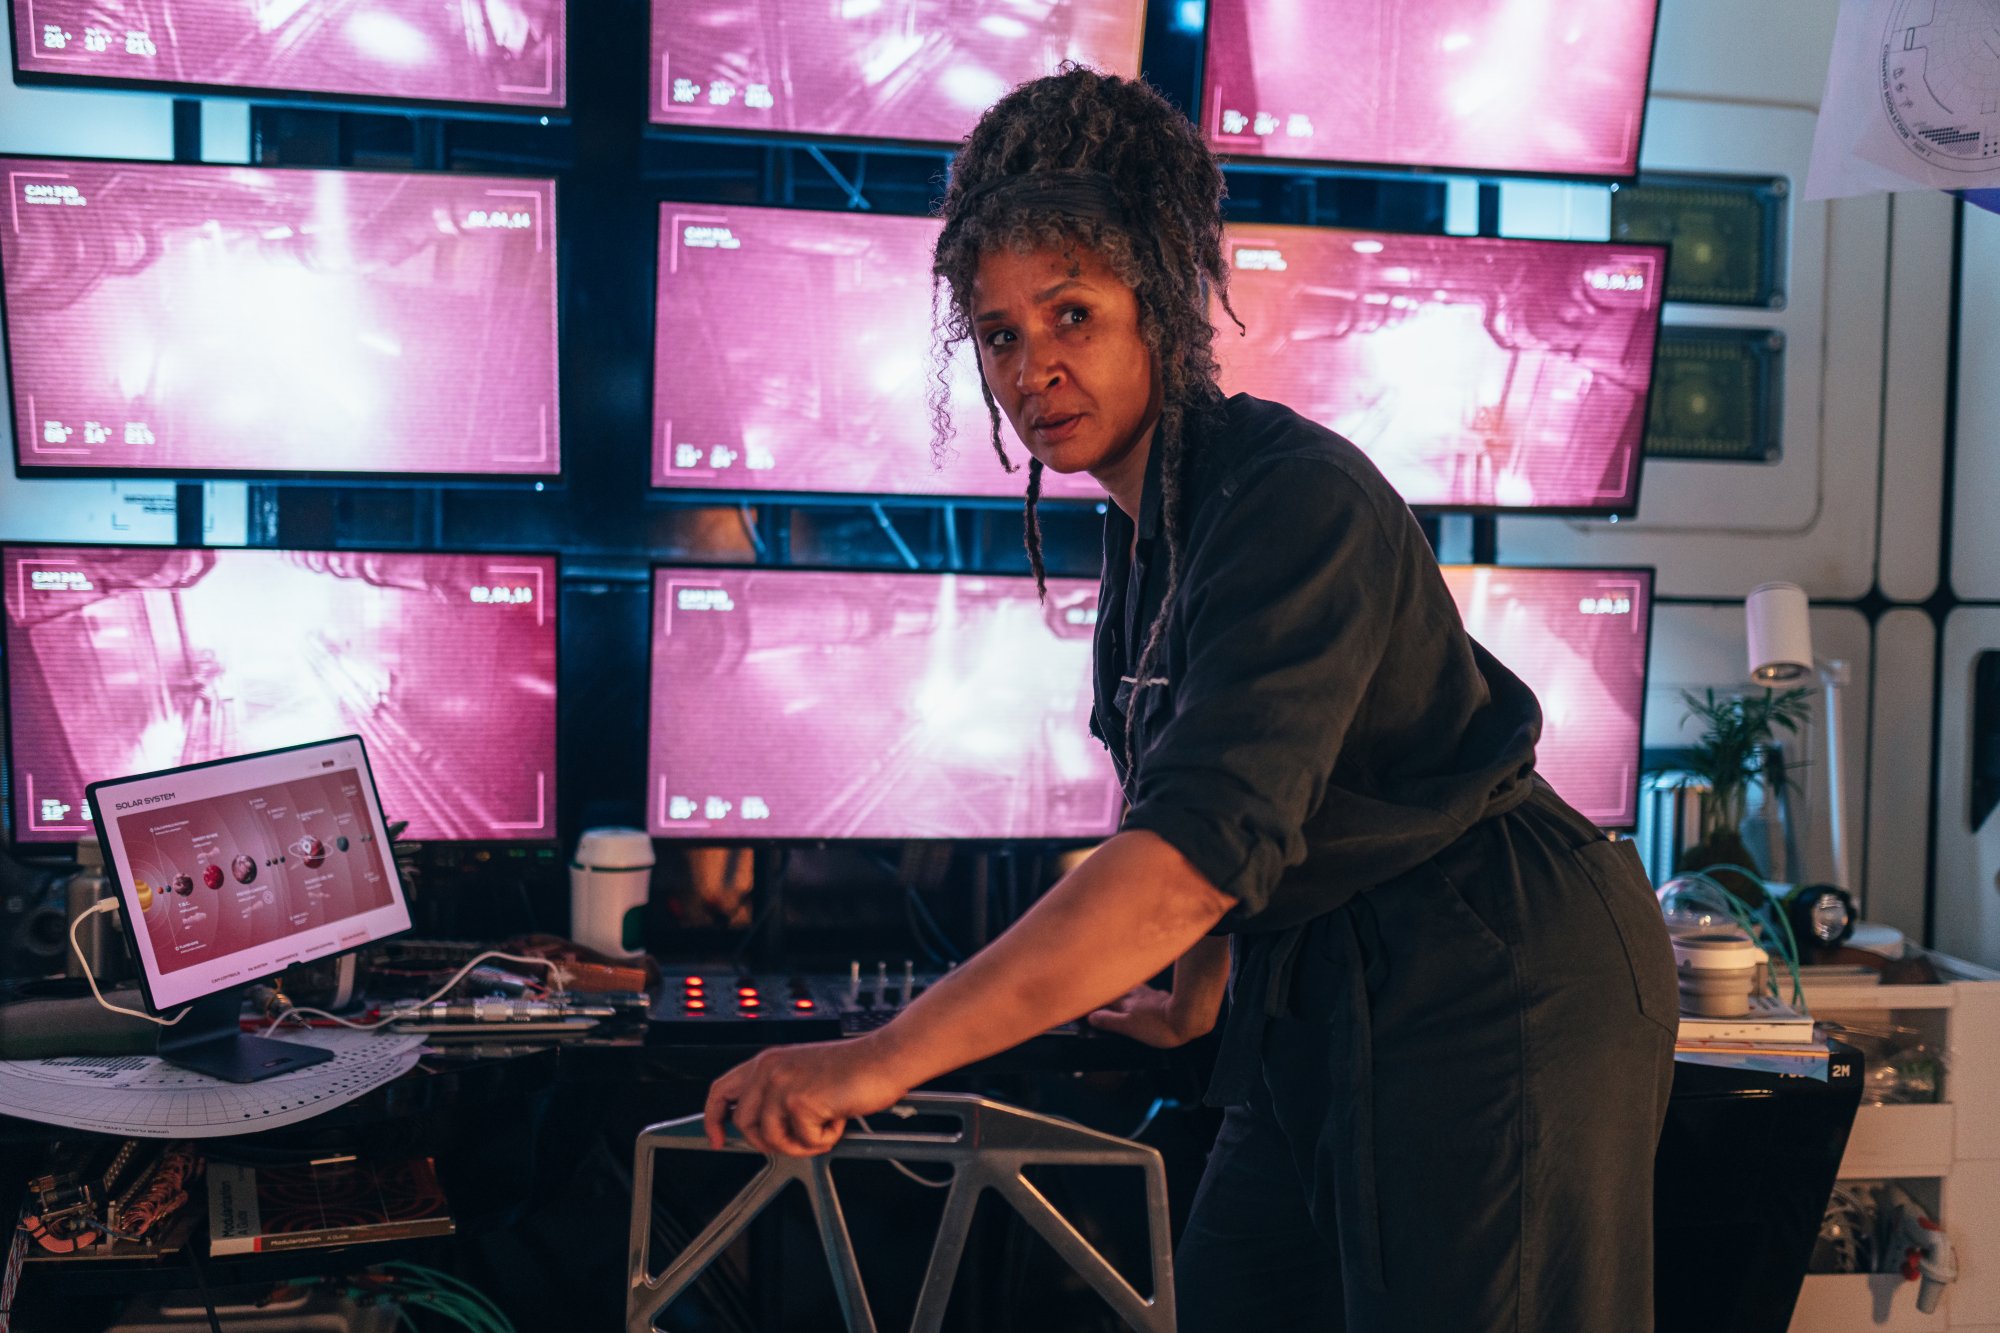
626, 1092, 1177, 1333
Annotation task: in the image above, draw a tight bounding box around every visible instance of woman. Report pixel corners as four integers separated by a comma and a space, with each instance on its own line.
703, 67, 1679, 1332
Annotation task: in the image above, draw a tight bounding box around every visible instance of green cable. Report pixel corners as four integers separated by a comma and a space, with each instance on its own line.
376, 1261, 517, 1333
1668, 866, 1808, 1007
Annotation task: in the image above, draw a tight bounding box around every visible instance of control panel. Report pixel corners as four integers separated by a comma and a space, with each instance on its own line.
645, 960, 1084, 1046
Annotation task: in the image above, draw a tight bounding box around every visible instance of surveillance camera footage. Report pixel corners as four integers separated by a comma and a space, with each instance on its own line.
4, 547, 558, 843
653, 203, 1102, 499
1202, 0, 1658, 178
13, 0, 565, 109
1217, 227, 1665, 514
1, 159, 561, 478
649, 0, 1145, 143
1442, 565, 1652, 829
648, 567, 1119, 841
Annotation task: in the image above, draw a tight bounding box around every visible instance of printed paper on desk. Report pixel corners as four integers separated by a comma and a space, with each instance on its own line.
0, 1030, 423, 1138
1806, 0, 2000, 201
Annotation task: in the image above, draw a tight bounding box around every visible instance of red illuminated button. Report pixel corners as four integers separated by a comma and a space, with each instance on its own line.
683, 976, 704, 987
740, 998, 762, 1009
792, 999, 814, 1011
736, 987, 758, 998
684, 999, 708, 1012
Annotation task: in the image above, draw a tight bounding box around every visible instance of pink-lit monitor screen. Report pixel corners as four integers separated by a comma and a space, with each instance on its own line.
4, 546, 558, 843
1202, 0, 1659, 178
653, 203, 1101, 500
1442, 565, 1652, 830
648, 567, 1118, 840
90, 736, 410, 1011
649, 0, 1145, 143
1, 158, 560, 478
1217, 226, 1664, 514
12, 0, 565, 112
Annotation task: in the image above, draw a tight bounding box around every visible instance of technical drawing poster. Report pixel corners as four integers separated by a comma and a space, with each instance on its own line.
1807, 0, 2000, 200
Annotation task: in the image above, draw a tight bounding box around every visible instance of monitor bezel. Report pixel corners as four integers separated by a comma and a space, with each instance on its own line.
644, 559, 1120, 846
642, 0, 1150, 145
645, 196, 1116, 504
1196, 0, 1665, 186
1, 540, 565, 847
1218, 220, 1671, 518
1439, 561, 1656, 833
0, 151, 567, 484
6, 2, 570, 120
85, 732, 411, 1017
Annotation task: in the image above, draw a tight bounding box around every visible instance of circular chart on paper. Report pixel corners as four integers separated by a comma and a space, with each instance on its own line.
1880, 0, 2000, 171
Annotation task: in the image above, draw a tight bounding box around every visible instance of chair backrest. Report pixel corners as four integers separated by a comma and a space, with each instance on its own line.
626, 1091, 1177, 1333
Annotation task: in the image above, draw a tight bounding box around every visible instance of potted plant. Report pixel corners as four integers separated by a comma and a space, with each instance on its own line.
1672, 686, 1813, 903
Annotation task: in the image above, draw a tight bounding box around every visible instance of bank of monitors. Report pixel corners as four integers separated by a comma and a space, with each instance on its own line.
1442, 565, 1652, 830
11, 0, 566, 113
1217, 225, 1665, 515
652, 202, 1099, 500
649, 0, 1146, 144
1202, 0, 1659, 180
3, 546, 558, 843
647, 566, 1118, 841
0, 157, 560, 480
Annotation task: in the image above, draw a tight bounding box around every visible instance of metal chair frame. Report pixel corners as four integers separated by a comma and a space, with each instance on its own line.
626, 1092, 1177, 1333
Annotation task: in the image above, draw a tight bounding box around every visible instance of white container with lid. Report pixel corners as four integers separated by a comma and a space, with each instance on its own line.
569, 828, 656, 959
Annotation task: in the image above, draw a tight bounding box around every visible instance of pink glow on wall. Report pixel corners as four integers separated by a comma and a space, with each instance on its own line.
654, 203, 1101, 499
649, 567, 1117, 840
5, 547, 557, 842
2, 159, 560, 478
1218, 226, 1663, 514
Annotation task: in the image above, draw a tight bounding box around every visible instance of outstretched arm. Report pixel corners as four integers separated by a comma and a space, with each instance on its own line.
703, 829, 1234, 1155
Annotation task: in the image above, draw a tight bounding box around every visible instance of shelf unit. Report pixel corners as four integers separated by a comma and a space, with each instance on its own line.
1788, 953, 2000, 1332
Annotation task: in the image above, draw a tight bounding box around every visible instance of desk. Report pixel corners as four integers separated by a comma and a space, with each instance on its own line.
1, 1019, 1859, 1332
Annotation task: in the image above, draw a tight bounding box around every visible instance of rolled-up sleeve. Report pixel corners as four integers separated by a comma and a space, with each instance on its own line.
1119, 457, 1405, 921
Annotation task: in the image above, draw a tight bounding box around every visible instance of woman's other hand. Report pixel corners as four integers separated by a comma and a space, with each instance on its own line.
1086, 982, 1216, 1048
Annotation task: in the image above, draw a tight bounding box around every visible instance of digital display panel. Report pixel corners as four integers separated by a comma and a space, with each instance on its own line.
1202, 0, 1659, 179
1217, 225, 1664, 514
1, 158, 560, 479
649, 0, 1146, 143
89, 737, 409, 1011
653, 202, 1100, 499
13, 0, 565, 112
648, 566, 1118, 840
1442, 565, 1652, 830
5, 546, 557, 843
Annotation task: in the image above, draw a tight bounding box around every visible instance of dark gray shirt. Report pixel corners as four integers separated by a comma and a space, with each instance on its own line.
1091, 393, 1543, 933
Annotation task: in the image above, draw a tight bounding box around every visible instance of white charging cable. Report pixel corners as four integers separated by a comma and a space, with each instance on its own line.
68, 896, 571, 1036
69, 898, 189, 1026
259, 951, 574, 1035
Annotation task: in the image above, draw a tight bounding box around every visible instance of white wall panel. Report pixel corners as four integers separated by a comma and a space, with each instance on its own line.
1648, 0, 1837, 108
1953, 205, 2000, 600
1868, 608, 1938, 937
1878, 192, 1954, 603
1936, 609, 2000, 967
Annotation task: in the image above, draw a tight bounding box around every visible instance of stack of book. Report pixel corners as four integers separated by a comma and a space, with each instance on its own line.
1675, 995, 1830, 1078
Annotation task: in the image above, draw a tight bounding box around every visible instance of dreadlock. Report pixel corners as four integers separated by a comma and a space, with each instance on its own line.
929, 66, 1239, 774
